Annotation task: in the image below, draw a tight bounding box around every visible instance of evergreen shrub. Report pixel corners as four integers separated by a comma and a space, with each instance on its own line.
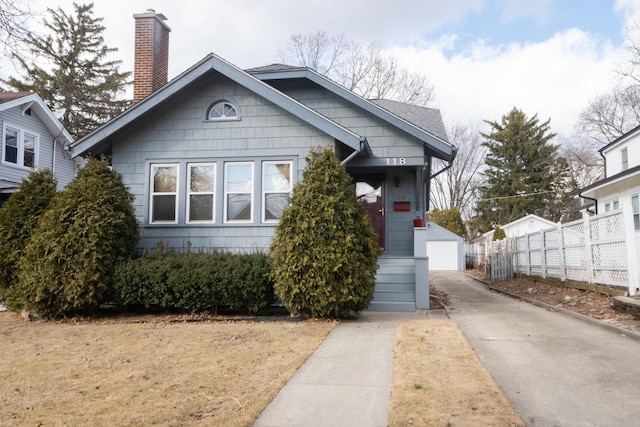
269, 147, 382, 318
17, 157, 139, 318
0, 170, 57, 307
112, 251, 274, 314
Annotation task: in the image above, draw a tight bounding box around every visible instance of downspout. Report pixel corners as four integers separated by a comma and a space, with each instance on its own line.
425, 146, 458, 212
578, 148, 606, 215
579, 193, 598, 215
341, 149, 359, 165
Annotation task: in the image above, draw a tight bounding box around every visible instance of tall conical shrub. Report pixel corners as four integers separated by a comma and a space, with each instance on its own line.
17, 157, 139, 318
0, 170, 57, 306
270, 147, 382, 318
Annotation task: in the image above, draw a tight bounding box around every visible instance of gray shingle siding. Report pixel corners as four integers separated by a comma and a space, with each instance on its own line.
111, 75, 333, 253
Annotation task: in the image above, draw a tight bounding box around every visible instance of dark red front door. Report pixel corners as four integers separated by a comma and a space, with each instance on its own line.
353, 174, 385, 250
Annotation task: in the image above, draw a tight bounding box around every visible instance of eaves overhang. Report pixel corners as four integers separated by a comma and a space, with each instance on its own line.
579, 164, 640, 198
250, 67, 456, 162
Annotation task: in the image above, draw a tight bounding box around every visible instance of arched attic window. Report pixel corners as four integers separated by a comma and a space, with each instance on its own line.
207, 100, 239, 121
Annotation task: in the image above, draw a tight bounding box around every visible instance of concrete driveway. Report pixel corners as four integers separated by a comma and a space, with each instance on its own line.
431, 270, 640, 427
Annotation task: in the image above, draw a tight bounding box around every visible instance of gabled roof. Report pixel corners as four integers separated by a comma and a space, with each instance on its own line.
370, 99, 448, 143
248, 66, 456, 162
70, 54, 366, 158
598, 124, 640, 154
0, 92, 73, 144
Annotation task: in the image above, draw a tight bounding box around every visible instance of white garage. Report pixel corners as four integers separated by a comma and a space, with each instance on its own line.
424, 222, 464, 271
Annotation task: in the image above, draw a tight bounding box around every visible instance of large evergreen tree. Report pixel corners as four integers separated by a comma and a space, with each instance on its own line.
7, 2, 130, 139
270, 147, 382, 318
17, 157, 139, 318
475, 107, 575, 233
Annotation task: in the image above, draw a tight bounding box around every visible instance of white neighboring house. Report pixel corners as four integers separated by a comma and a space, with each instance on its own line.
579, 124, 640, 271
0, 91, 77, 205
472, 214, 557, 246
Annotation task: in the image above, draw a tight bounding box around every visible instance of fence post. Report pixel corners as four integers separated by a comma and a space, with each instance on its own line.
540, 229, 547, 279
622, 204, 640, 296
524, 234, 531, 276
557, 222, 566, 282
583, 212, 593, 284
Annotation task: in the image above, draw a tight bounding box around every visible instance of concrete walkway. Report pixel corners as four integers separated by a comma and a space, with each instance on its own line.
253, 311, 431, 427
432, 270, 640, 427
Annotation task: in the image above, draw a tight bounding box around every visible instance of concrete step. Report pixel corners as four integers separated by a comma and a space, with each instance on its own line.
367, 301, 416, 312
373, 290, 415, 302
375, 281, 414, 292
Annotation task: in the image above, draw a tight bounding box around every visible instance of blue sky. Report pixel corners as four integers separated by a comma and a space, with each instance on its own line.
438, 0, 624, 52
2, 0, 638, 136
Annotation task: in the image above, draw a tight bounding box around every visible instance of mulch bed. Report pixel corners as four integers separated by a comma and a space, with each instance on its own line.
464, 270, 640, 334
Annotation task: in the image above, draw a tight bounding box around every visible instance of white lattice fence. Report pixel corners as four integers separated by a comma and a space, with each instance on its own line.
469, 207, 640, 295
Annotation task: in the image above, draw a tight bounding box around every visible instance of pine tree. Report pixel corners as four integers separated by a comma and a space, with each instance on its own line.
17, 157, 139, 318
7, 3, 131, 139
475, 107, 574, 233
270, 147, 382, 318
0, 170, 57, 306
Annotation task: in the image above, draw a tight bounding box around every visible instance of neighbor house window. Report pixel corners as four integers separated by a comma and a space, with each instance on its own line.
604, 199, 619, 212
150, 164, 178, 223
622, 147, 629, 171
263, 161, 292, 221
633, 195, 640, 231
3, 125, 38, 168
187, 163, 216, 223
224, 162, 253, 222
207, 100, 238, 120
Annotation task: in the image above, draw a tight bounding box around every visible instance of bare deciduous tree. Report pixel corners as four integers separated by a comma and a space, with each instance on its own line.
430, 121, 486, 220
0, 0, 33, 64
578, 22, 640, 146
279, 30, 434, 106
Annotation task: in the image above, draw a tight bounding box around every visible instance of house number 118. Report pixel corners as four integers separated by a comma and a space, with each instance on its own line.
386, 157, 406, 165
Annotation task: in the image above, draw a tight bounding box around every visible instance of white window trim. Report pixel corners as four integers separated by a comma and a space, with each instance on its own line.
632, 194, 640, 232
2, 123, 39, 169
603, 197, 620, 213
150, 163, 179, 224
224, 161, 254, 223
262, 160, 293, 223
187, 162, 216, 224
207, 100, 240, 121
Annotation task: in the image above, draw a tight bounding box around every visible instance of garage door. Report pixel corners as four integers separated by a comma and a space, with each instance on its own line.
427, 241, 459, 270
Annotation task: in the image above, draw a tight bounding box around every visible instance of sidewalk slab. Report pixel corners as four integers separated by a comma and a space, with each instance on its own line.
253, 311, 425, 427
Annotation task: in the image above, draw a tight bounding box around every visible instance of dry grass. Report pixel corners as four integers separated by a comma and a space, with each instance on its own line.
0, 312, 336, 427
389, 319, 525, 427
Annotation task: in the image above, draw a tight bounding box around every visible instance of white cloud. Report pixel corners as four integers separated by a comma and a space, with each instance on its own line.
390, 28, 622, 136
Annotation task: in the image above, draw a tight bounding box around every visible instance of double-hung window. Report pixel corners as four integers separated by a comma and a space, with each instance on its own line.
3, 125, 38, 168
224, 162, 253, 222
604, 199, 619, 212
263, 161, 292, 222
633, 195, 640, 231
150, 164, 179, 223
187, 163, 216, 223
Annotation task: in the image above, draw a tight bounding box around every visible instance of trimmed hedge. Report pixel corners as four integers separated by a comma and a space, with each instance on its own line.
112, 251, 275, 315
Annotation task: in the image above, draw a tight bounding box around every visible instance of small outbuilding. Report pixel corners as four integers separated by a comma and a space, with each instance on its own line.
424, 221, 464, 271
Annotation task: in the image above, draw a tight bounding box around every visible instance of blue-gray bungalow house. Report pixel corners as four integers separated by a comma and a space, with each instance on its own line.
70, 11, 457, 311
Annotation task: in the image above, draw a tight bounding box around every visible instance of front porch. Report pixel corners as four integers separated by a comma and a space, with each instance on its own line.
368, 227, 430, 311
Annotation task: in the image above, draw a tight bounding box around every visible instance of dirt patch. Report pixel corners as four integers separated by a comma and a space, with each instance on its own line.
0, 312, 336, 426
389, 319, 524, 426
466, 270, 640, 334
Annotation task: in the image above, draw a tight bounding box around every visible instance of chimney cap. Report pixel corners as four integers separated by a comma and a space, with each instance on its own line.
133, 10, 168, 22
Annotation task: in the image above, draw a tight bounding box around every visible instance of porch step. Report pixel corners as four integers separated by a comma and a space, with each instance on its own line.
371, 257, 416, 312
368, 301, 416, 312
